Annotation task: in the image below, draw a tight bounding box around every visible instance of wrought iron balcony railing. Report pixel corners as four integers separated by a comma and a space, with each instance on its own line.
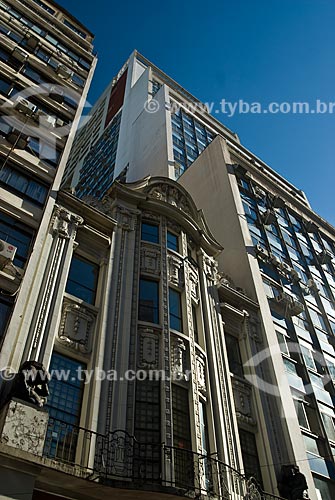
43, 417, 284, 500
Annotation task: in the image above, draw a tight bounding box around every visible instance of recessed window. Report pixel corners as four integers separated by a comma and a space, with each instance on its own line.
65, 255, 99, 304
276, 331, 289, 356
239, 429, 262, 485
167, 231, 179, 252
141, 222, 159, 244
169, 288, 182, 332
294, 399, 309, 429
138, 278, 159, 324
44, 352, 86, 461
300, 345, 316, 371
225, 333, 244, 378
192, 306, 199, 344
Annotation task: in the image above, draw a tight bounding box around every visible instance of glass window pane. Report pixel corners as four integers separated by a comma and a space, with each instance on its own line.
167, 231, 179, 252
65, 255, 99, 304
138, 279, 159, 323
169, 288, 182, 331
141, 222, 159, 244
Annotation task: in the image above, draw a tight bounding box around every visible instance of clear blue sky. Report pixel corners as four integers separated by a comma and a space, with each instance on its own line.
59, 0, 335, 226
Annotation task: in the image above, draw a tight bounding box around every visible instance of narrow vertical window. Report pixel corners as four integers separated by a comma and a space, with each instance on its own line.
225, 334, 243, 377
172, 385, 192, 487
44, 352, 86, 462
239, 429, 262, 485
167, 231, 179, 252
192, 305, 199, 344
138, 279, 159, 323
169, 288, 182, 332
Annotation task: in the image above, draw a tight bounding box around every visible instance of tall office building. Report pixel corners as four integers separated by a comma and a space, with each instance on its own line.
0, 0, 96, 363
63, 51, 335, 500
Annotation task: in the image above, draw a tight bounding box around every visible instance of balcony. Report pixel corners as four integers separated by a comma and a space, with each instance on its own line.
39, 417, 284, 500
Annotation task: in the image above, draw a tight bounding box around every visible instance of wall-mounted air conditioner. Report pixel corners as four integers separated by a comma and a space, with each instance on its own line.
0, 239, 17, 270
14, 96, 37, 115
255, 244, 269, 260
253, 186, 266, 200
56, 64, 73, 79
318, 250, 333, 265
261, 209, 277, 226
11, 48, 28, 62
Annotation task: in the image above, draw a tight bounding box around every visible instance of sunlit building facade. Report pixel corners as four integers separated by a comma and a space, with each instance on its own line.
63, 51, 335, 500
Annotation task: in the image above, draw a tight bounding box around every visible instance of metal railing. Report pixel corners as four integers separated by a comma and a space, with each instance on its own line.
43, 418, 284, 500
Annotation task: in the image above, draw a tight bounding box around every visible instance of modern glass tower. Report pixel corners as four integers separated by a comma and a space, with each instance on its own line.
63, 51, 335, 499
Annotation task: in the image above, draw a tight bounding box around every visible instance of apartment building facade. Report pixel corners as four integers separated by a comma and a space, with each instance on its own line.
0, 0, 96, 368
62, 51, 335, 500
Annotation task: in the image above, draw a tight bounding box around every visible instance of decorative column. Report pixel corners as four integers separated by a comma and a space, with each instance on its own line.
24, 205, 83, 364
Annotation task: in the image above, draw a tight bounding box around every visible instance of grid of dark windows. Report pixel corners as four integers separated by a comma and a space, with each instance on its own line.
134, 380, 161, 443
0, 0, 92, 64
0, 163, 48, 205
45, 352, 86, 461
65, 255, 99, 304
171, 107, 214, 179
0, 212, 34, 267
133, 380, 161, 480
169, 288, 182, 331
238, 429, 262, 485
0, 294, 14, 343
138, 279, 159, 324
76, 112, 122, 199
172, 384, 193, 487
225, 334, 244, 378
141, 222, 159, 244
167, 231, 179, 252
172, 385, 191, 450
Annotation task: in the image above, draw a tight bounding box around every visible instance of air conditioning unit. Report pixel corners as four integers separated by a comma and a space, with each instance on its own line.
6, 131, 29, 149
14, 96, 37, 116
304, 220, 318, 233
234, 164, 248, 178
275, 291, 292, 305
272, 195, 285, 209
289, 299, 304, 316
307, 279, 319, 292
290, 269, 301, 283
255, 244, 269, 260
274, 292, 304, 316
25, 34, 39, 49
253, 186, 266, 200
0, 239, 17, 270
56, 64, 73, 79
318, 250, 333, 265
277, 261, 292, 275
55, 117, 65, 127
261, 209, 277, 226
269, 254, 280, 266
11, 48, 28, 62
